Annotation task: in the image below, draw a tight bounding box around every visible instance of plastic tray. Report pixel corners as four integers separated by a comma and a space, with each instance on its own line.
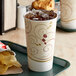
57, 19, 76, 32
0, 40, 70, 76
55, 0, 60, 2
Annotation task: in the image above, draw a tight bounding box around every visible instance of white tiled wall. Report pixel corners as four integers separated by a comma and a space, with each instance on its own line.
18, 0, 34, 6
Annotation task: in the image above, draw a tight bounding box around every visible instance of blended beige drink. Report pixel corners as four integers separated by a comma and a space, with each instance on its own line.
60, 0, 76, 29
25, 0, 57, 72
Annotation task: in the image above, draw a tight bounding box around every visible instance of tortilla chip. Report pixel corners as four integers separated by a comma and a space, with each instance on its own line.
0, 66, 23, 75
0, 64, 8, 74
0, 51, 22, 74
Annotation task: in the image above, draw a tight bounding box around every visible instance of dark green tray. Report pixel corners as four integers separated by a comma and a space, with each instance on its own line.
0, 40, 70, 76
55, 0, 59, 2
57, 19, 76, 32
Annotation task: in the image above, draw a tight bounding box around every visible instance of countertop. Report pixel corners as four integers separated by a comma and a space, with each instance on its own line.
0, 28, 76, 76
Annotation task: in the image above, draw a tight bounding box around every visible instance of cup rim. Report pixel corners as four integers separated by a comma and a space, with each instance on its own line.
25, 17, 57, 22
24, 11, 57, 22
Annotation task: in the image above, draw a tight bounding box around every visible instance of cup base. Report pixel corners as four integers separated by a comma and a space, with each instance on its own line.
28, 57, 53, 72
61, 20, 76, 29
